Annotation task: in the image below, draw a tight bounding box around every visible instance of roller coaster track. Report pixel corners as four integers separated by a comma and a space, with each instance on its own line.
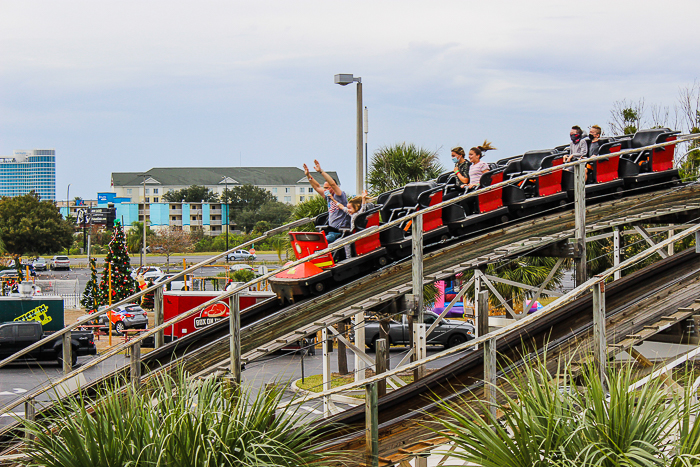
1, 183, 700, 457
314, 245, 700, 464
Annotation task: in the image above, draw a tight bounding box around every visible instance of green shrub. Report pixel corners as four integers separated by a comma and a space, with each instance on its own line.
19, 370, 335, 467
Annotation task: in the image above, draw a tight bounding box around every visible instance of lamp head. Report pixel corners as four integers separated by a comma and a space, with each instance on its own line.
334, 74, 358, 86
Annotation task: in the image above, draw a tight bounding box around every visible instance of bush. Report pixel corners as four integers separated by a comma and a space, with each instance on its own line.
431, 353, 700, 467
19, 370, 335, 467
230, 269, 255, 283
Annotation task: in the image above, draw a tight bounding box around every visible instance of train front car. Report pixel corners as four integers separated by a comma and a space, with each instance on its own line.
269, 232, 334, 304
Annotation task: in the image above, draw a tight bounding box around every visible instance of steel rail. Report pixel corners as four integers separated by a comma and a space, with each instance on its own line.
316, 247, 700, 458
0, 217, 312, 370
1, 134, 697, 422
0, 178, 698, 457
279, 221, 700, 406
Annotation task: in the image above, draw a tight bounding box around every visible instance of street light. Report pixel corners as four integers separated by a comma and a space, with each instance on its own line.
334, 73, 363, 195
66, 184, 71, 218
222, 176, 229, 264
140, 174, 148, 268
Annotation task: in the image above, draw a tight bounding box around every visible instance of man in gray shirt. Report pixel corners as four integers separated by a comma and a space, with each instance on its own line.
564, 125, 587, 163
304, 159, 350, 243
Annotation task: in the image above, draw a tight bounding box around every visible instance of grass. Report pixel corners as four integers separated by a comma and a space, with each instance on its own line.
296, 372, 414, 395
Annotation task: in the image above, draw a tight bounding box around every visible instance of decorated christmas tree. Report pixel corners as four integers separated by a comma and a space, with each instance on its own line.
81, 257, 101, 312
99, 220, 136, 305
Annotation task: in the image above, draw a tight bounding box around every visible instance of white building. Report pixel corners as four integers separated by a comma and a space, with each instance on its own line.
110, 167, 341, 205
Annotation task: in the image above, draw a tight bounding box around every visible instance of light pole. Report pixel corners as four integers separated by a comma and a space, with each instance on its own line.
66, 184, 71, 218
141, 175, 148, 268
334, 73, 363, 195
364, 106, 369, 191
222, 176, 229, 264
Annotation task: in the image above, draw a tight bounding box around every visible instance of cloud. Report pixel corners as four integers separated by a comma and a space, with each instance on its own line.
1, 0, 699, 196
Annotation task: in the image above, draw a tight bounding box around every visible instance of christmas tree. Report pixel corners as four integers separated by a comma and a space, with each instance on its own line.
81, 257, 101, 312
99, 220, 136, 305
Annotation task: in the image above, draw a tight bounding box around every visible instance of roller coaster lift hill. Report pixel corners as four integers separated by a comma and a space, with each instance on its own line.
269, 127, 685, 303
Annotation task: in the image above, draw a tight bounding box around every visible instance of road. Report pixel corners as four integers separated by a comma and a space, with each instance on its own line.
68, 253, 283, 267
31, 256, 282, 294
0, 345, 465, 428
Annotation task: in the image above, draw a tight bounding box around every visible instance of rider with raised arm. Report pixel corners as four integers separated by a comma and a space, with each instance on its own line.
304, 160, 350, 243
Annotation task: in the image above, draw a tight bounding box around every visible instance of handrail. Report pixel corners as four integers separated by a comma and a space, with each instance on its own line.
0, 217, 311, 370
278, 221, 700, 406
2, 134, 699, 416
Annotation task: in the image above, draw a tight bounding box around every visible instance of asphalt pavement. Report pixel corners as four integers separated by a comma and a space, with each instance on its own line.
0, 345, 464, 427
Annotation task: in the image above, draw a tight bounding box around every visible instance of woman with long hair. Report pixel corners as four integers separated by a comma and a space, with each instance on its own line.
465, 140, 496, 189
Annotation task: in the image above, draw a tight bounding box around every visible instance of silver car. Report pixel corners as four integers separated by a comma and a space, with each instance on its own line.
50, 256, 70, 271
226, 250, 256, 261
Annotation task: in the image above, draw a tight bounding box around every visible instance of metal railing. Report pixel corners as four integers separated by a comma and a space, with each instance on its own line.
1, 134, 699, 419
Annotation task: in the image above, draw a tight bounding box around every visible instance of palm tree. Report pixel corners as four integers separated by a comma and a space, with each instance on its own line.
289, 194, 329, 232
367, 143, 443, 194
460, 257, 566, 311
126, 221, 155, 254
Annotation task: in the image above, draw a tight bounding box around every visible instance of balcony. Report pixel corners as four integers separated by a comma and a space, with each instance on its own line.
210, 219, 221, 225
170, 220, 182, 226
170, 209, 182, 215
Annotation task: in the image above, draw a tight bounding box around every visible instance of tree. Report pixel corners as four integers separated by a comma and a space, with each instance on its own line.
678, 81, 700, 181
162, 185, 218, 202
81, 257, 100, 312
221, 185, 276, 212
232, 201, 293, 233
0, 192, 73, 259
367, 143, 444, 194
459, 257, 566, 311
150, 227, 192, 272
126, 221, 156, 254
289, 194, 327, 232
609, 98, 645, 135
98, 220, 136, 304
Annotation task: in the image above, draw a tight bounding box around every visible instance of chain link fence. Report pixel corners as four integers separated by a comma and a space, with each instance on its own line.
35, 279, 81, 309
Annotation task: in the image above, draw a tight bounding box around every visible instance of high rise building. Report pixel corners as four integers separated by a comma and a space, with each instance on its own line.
0, 149, 56, 201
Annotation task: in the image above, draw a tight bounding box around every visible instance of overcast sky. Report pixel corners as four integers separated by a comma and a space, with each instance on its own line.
1, 0, 699, 199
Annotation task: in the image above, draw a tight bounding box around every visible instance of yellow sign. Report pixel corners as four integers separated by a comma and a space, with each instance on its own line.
14, 304, 53, 326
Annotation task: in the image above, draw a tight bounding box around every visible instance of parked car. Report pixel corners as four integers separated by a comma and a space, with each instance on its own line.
130, 266, 164, 280
90, 304, 149, 335
32, 257, 47, 271
0, 266, 35, 277
229, 264, 256, 273
153, 273, 192, 291
0, 321, 96, 366
227, 250, 256, 261
50, 256, 71, 271
0, 270, 19, 279
364, 310, 475, 350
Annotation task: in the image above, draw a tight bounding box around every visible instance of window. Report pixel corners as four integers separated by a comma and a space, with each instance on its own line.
300, 196, 305, 202
145, 188, 150, 194
145, 197, 150, 203
18, 325, 34, 337
283, 196, 292, 203
285, 187, 290, 193
0, 326, 13, 337
272, 187, 278, 194
127, 188, 132, 194
308, 188, 314, 193
153, 197, 159, 202
153, 188, 159, 194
